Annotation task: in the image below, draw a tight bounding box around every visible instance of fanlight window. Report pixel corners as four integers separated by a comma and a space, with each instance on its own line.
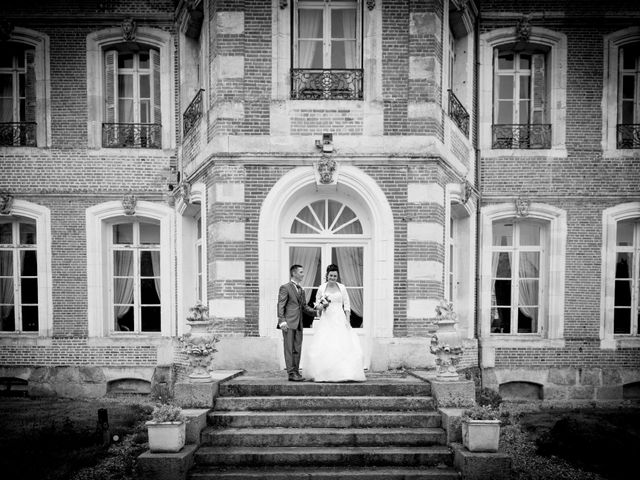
290, 200, 362, 235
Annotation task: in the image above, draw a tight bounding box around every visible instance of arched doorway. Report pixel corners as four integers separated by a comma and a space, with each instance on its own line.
258, 166, 394, 370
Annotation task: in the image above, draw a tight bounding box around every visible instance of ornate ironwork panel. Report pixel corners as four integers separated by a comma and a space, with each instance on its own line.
291, 69, 363, 100
102, 123, 162, 148
448, 90, 469, 137
0, 122, 37, 147
617, 124, 640, 149
492, 124, 551, 149
183, 89, 204, 136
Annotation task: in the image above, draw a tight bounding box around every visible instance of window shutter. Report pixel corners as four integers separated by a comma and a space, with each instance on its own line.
104, 50, 117, 123
531, 53, 546, 124
150, 49, 161, 124
25, 48, 37, 123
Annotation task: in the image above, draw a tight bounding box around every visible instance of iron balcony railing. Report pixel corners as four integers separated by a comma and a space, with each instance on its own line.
102, 123, 162, 148
617, 124, 640, 149
291, 68, 363, 100
183, 88, 204, 136
0, 122, 37, 147
492, 124, 551, 149
448, 89, 469, 137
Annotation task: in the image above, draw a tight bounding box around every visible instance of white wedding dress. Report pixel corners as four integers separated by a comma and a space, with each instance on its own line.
304, 289, 366, 382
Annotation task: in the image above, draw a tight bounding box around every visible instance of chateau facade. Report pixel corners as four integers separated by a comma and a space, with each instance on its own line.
1, 0, 639, 402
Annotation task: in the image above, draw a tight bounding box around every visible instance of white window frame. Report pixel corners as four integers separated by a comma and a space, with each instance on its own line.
445, 183, 476, 340
601, 202, 640, 349
603, 27, 640, 156
0, 200, 52, 337
480, 203, 566, 349
479, 27, 567, 157
1, 27, 51, 149
86, 201, 175, 337
86, 27, 175, 151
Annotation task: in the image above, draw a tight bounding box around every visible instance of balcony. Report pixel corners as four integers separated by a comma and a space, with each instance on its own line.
492, 124, 551, 149
102, 123, 162, 149
617, 124, 640, 149
291, 69, 363, 100
448, 89, 469, 137
183, 89, 204, 137
0, 122, 37, 147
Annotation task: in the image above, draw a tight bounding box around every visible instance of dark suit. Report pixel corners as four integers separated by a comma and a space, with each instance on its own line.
277, 281, 316, 376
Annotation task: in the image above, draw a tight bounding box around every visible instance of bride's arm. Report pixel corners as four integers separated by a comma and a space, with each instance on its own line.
339, 283, 351, 324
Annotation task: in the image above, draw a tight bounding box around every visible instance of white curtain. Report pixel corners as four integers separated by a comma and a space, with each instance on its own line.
150, 250, 161, 302
335, 247, 363, 316
341, 8, 357, 68
518, 251, 539, 330
290, 247, 321, 290
114, 250, 134, 328
0, 251, 14, 329
298, 9, 322, 68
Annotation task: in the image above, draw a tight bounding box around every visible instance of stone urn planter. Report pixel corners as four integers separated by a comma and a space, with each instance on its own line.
430, 300, 464, 381
462, 405, 501, 452
181, 302, 219, 382
146, 404, 186, 453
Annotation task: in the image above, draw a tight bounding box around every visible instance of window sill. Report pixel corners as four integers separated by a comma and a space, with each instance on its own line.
481, 147, 568, 159
600, 336, 640, 349
287, 99, 365, 110
0, 333, 49, 346
87, 335, 171, 347
0, 146, 51, 155
602, 149, 640, 159
481, 336, 565, 349
87, 147, 175, 158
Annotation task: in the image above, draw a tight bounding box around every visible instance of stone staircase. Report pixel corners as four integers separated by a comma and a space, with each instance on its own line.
187, 375, 460, 479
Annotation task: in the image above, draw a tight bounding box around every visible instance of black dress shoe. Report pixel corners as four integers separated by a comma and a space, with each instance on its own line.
288, 373, 304, 382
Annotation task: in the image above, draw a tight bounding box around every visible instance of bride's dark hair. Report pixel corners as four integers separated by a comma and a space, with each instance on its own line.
325, 263, 339, 281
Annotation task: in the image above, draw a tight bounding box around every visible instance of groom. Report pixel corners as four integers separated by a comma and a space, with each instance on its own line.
277, 264, 319, 381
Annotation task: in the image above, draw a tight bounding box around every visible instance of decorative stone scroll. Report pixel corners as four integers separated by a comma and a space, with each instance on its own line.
515, 197, 530, 217
121, 18, 137, 41
0, 194, 14, 215
122, 194, 137, 215
516, 15, 532, 43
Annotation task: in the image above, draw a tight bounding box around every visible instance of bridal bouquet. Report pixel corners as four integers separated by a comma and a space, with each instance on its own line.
314, 294, 331, 310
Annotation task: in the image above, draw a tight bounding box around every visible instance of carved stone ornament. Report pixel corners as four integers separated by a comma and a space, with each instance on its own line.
462, 180, 473, 204
122, 194, 137, 215
515, 197, 530, 217
366, 0, 375, 10
0, 19, 13, 42
279, 0, 288, 9
316, 156, 338, 185
177, 181, 192, 205
516, 15, 532, 43
0, 194, 14, 215
121, 18, 137, 41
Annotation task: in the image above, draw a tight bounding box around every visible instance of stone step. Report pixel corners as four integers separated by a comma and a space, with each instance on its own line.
214, 395, 436, 411
219, 379, 431, 397
189, 465, 460, 480
209, 410, 442, 429
194, 446, 453, 467
203, 426, 446, 447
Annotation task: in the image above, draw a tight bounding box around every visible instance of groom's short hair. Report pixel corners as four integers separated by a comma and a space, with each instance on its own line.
290, 264, 303, 277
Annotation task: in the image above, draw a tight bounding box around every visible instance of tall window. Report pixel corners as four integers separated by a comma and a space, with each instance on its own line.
0, 43, 36, 147
614, 218, 640, 334
491, 219, 544, 334
0, 217, 38, 332
291, 0, 362, 100
618, 42, 640, 148
493, 47, 550, 149
111, 220, 161, 333
103, 47, 161, 148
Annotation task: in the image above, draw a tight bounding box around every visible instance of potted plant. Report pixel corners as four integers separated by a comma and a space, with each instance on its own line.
146, 403, 187, 453
461, 405, 501, 452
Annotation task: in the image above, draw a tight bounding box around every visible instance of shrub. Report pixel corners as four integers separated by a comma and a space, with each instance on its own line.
463, 405, 500, 421
149, 404, 185, 423
477, 387, 503, 408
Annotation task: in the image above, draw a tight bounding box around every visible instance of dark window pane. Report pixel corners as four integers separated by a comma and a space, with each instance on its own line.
493, 279, 511, 305
118, 53, 134, 69
113, 250, 133, 276
519, 279, 539, 305
520, 222, 541, 245
21, 250, 37, 276
0, 251, 13, 275
616, 220, 635, 246
519, 54, 531, 70
140, 222, 160, 244
614, 308, 631, 334
517, 307, 537, 333
113, 224, 133, 244
614, 280, 632, 306
622, 44, 640, 70
493, 222, 513, 246
615, 253, 632, 278
141, 306, 161, 332
0, 305, 15, 331
21, 306, 38, 331
622, 101, 634, 124
494, 253, 512, 278
0, 223, 12, 244
0, 278, 14, 303
622, 75, 635, 99
491, 307, 511, 333
140, 250, 159, 276
20, 278, 38, 303
498, 52, 514, 69
115, 306, 133, 332
139, 52, 150, 68
141, 278, 160, 304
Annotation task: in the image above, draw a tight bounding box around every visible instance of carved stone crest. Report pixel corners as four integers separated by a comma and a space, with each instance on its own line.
0, 19, 13, 43
516, 15, 532, 43
462, 180, 473, 204
0, 194, 14, 215
279, 0, 288, 9
122, 194, 137, 215
316, 156, 337, 185
121, 18, 137, 41
177, 181, 192, 205
366, 0, 375, 11
515, 197, 530, 217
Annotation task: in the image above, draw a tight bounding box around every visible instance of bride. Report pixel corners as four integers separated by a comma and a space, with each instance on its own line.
304, 264, 366, 382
